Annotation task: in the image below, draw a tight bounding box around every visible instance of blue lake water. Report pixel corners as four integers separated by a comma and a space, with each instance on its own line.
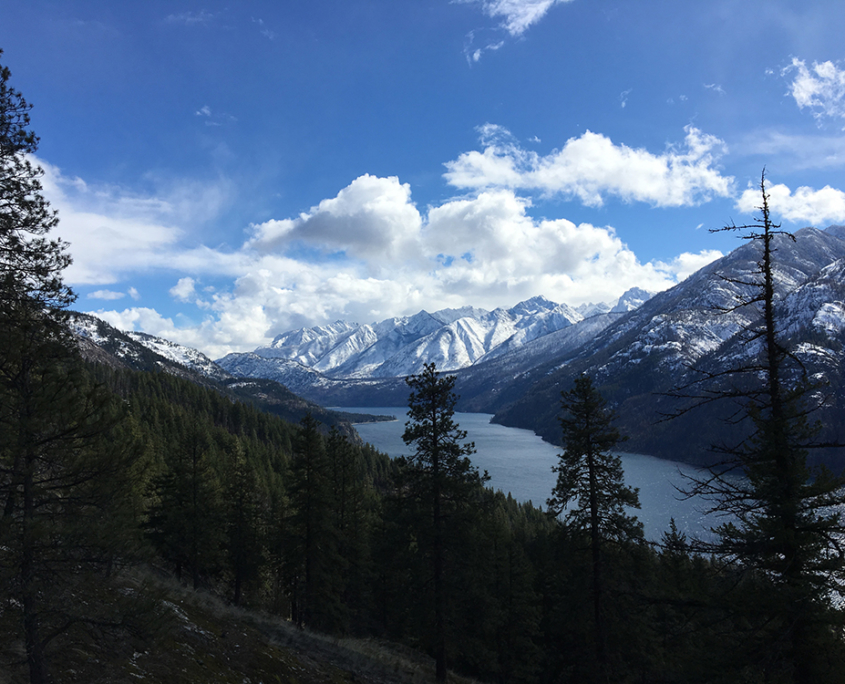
344, 407, 723, 541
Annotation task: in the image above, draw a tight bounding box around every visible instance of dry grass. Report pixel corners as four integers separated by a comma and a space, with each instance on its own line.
1, 567, 483, 684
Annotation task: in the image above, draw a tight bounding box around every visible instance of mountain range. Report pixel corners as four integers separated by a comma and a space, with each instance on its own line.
74, 225, 845, 470
217, 289, 652, 380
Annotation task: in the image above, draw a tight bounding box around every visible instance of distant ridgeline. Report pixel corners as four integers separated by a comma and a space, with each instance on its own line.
210, 228, 845, 470
80, 225, 845, 470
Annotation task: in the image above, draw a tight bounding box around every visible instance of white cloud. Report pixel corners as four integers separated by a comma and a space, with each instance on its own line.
704, 83, 726, 96
170, 277, 198, 302
48, 158, 718, 357
87, 177, 708, 357
443, 124, 734, 207
87, 289, 125, 300
458, 0, 575, 36
652, 250, 723, 283
784, 58, 845, 121
128, 287, 141, 301
247, 174, 424, 270
737, 181, 845, 226
38, 157, 231, 284
459, 0, 573, 62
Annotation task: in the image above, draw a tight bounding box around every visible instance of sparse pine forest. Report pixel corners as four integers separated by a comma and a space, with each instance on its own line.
4, 51, 845, 684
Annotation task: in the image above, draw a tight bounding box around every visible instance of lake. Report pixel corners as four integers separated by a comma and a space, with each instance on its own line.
342, 407, 723, 541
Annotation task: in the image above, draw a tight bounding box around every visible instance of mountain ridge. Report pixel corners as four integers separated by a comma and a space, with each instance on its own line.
217, 290, 644, 383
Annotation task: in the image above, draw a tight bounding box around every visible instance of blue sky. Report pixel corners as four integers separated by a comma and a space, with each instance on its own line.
3, 0, 845, 357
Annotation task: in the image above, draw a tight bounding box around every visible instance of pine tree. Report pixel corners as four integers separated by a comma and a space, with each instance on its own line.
547, 373, 642, 681
144, 418, 224, 589
0, 51, 145, 684
222, 438, 263, 606
399, 362, 488, 682
675, 172, 845, 682
286, 414, 343, 631
0, 50, 73, 319
326, 427, 372, 630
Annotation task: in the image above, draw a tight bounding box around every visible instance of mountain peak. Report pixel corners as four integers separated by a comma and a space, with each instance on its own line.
431, 305, 490, 325
508, 295, 559, 316
611, 287, 654, 313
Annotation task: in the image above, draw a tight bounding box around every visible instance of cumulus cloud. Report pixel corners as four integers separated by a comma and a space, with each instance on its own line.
46, 157, 720, 356
170, 277, 198, 302
458, 0, 574, 36
784, 58, 845, 121
247, 175, 424, 270
736, 181, 845, 226
443, 124, 734, 207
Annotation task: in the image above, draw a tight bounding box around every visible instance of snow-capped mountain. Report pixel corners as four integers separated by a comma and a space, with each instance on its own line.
491, 225, 845, 468
71, 314, 232, 382
217, 293, 648, 382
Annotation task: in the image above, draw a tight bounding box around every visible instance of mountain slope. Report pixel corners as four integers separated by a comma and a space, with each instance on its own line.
70, 313, 384, 437
491, 226, 845, 468
219, 295, 592, 382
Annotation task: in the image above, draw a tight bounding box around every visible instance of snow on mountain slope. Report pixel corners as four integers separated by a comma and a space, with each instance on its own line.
219, 295, 596, 381
491, 225, 845, 466
214, 352, 334, 395
125, 331, 231, 381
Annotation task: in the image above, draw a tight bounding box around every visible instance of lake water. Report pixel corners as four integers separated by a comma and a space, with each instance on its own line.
343, 407, 723, 541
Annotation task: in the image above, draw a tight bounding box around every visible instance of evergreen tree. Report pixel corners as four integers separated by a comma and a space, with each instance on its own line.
0, 50, 73, 320
326, 427, 373, 631
222, 438, 263, 605
0, 51, 144, 684
547, 373, 642, 682
144, 417, 224, 589
399, 362, 488, 682
286, 414, 343, 631
676, 172, 845, 683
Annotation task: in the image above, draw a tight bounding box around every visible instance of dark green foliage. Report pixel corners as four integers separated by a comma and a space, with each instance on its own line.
144, 418, 225, 589
673, 174, 845, 683
285, 414, 345, 631
222, 439, 264, 605
396, 363, 489, 682
546, 374, 643, 683
326, 427, 375, 632
548, 374, 642, 541
0, 347, 147, 684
